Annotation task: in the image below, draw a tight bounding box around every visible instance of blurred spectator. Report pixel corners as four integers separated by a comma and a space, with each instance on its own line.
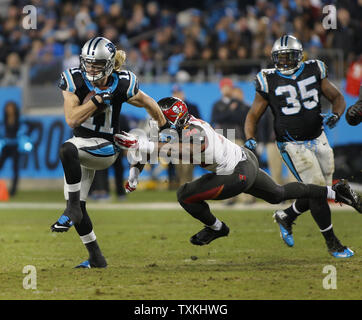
62, 44, 80, 70
0, 0, 359, 82
211, 78, 247, 143
0, 52, 23, 86
345, 55, 362, 96
215, 45, 234, 76
230, 86, 251, 143
172, 84, 200, 119
179, 40, 200, 77
0, 101, 20, 196
327, 8, 355, 63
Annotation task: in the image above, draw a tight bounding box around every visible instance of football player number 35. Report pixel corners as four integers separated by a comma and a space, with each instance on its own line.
275, 76, 318, 115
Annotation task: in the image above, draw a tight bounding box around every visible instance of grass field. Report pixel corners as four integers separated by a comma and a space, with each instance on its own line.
0, 190, 361, 300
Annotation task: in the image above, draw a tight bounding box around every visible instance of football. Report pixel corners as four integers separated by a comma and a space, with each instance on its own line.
82, 90, 96, 104
83, 90, 107, 116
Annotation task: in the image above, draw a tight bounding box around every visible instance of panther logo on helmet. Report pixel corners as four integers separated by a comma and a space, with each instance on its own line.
105, 42, 116, 54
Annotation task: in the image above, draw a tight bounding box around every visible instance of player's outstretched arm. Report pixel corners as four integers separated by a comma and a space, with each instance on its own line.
125, 162, 145, 193
127, 90, 167, 129
114, 131, 207, 162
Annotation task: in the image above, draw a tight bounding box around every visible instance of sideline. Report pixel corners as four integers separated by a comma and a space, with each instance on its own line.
0, 202, 354, 211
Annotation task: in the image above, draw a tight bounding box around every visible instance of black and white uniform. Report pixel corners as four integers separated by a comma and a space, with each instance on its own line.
59, 67, 139, 200
255, 60, 334, 186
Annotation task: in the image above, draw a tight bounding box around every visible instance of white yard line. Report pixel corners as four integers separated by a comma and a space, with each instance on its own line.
0, 202, 354, 211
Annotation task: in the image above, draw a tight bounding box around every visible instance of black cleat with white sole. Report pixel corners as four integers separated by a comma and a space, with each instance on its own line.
332, 179, 362, 213
190, 222, 230, 246
51, 214, 74, 232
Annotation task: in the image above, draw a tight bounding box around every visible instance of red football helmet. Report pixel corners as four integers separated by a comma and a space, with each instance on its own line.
158, 97, 190, 130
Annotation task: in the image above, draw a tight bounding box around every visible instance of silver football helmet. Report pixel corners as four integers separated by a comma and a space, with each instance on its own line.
271, 35, 303, 75
80, 37, 116, 82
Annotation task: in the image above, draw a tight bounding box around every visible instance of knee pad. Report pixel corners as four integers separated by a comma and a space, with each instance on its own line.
59, 142, 78, 162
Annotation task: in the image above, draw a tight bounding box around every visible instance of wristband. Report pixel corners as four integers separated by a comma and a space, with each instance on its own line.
91, 95, 104, 108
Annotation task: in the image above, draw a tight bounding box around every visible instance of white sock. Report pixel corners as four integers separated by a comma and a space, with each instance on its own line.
292, 201, 302, 215
320, 224, 333, 233
209, 218, 222, 231
80, 231, 97, 244
67, 182, 81, 193
326, 186, 336, 200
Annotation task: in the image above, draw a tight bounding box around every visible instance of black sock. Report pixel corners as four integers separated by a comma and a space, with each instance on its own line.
284, 198, 310, 221
308, 197, 335, 245
321, 228, 336, 242
284, 206, 299, 221
85, 241, 105, 262
68, 191, 80, 208
75, 201, 93, 235
65, 191, 82, 224
75, 201, 106, 266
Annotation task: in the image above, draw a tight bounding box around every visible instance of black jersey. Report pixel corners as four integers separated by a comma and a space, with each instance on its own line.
255, 59, 328, 142
59, 67, 139, 142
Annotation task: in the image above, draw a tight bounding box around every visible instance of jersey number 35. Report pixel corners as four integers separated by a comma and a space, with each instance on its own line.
275, 76, 318, 115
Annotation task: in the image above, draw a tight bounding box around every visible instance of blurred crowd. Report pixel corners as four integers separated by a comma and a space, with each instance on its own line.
0, 0, 361, 85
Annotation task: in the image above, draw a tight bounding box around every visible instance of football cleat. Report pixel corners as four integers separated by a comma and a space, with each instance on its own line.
273, 210, 295, 247
74, 258, 107, 269
332, 179, 362, 213
75, 260, 91, 269
190, 222, 229, 246
51, 214, 74, 232
326, 237, 354, 258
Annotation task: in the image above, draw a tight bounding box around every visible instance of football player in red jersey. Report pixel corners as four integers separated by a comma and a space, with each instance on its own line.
115, 97, 361, 258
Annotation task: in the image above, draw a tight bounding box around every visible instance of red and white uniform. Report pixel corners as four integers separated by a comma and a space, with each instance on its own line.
187, 116, 247, 175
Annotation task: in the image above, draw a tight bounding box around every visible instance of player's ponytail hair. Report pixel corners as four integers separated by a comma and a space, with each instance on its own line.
114, 50, 126, 72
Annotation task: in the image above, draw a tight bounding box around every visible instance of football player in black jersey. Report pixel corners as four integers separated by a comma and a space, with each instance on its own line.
244, 35, 355, 258
50, 37, 167, 268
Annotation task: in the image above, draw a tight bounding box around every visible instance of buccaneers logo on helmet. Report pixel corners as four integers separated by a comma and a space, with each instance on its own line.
158, 97, 190, 131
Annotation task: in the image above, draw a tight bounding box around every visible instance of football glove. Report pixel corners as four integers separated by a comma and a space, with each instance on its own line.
113, 131, 139, 150
323, 112, 340, 129
244, 138, 257, 152
346, 102, 362, 126
125, 181, 137, 193
94, 88, 113, 106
